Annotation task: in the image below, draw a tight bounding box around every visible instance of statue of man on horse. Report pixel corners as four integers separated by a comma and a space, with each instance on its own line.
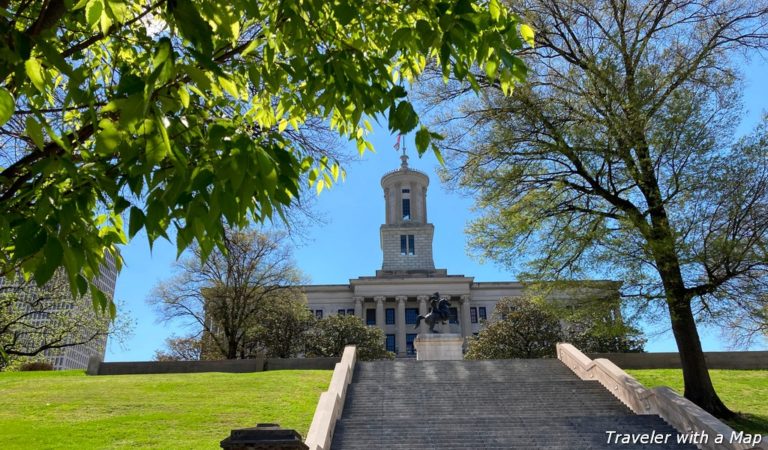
414, 292, 452, 333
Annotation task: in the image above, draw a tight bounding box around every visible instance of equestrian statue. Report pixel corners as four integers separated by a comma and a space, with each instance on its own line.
414, 292, 452, 333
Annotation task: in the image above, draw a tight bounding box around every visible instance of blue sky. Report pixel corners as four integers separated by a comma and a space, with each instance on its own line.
105, 57, 768, 362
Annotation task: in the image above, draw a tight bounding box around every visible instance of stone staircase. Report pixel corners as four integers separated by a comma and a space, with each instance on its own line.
331, 359, 697, 449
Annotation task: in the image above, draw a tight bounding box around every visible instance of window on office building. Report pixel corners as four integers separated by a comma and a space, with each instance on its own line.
366, 308, 376, 325
315, 309, 323, 319
479, 307, 487, 321
385, 308, 395, 325
470, 307, 478, 324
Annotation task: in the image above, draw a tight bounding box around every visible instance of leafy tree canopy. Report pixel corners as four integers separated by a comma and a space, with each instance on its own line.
0, 0, 531, 309
465, 292, 642, 359
307, 314, 393, 361
153, 334, 203, 361
148, 228, 303, 360
466, 296, 563, 359
430, 0, 766, 417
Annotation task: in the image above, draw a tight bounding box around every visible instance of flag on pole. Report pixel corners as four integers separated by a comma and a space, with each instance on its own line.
394, 134, 401, 151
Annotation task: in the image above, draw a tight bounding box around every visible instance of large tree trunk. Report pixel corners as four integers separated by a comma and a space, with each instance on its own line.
665, 283, 735, 419
645, 195, 734, 418
667, 296, 734, 418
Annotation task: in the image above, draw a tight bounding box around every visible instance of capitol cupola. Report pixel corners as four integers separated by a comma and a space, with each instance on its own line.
378, 154, 437, 276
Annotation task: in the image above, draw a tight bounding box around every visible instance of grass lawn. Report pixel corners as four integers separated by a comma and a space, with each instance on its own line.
0, 369, 331, 449
627, 369, 768, 436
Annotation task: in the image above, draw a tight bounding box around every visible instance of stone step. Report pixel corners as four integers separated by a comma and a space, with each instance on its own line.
353, 360, 576, 382
347, 379, 615, 391
332, 359, 696, 450
332, 415, 697, 450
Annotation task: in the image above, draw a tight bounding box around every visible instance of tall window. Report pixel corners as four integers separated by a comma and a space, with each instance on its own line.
405, 308, 419, 324
406, 334, 417, 355
402, 189, 411, 220
315, 309, 323, 319
470, 307, 478, 324
400, 235, 415, 255
366, 308, 376, 325
385, 308, 395, 325
449, 307, 459, 324
386, 334, 396, 352
479, 307, 487, 321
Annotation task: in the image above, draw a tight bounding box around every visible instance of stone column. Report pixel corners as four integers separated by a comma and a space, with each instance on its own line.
374, 296, 385, 331
384, 188, 392, 224
353, 296, 363, 320
417, 295, 429, 334
396, 296, 407, 356
460, 295, 472, 337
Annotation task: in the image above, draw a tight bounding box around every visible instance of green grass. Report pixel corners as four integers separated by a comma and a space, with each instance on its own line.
0, 369, 331, 449
627, 369, 768, 436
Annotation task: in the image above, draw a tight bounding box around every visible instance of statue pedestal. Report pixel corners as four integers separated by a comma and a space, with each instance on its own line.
414, 333, 464, 361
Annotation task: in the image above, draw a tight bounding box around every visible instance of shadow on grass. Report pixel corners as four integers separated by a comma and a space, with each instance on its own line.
726, 413, 768, 436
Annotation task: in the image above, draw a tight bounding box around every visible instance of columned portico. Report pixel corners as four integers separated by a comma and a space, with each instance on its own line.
395, 296, 407, 355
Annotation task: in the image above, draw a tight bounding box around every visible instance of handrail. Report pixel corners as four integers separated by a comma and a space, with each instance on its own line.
305, 346, 357, 450
556, 343, 765, 450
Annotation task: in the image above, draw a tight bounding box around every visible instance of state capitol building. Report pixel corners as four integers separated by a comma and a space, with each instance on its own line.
303, 154, 620, 356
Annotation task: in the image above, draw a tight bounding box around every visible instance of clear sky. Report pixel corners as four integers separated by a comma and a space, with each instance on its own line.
105, 57, 768, 362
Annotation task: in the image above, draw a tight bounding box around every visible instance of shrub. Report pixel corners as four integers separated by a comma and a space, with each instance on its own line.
19, 361, 54, 371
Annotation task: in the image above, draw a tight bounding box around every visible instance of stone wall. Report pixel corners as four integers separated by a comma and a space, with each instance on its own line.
88, 357, 339, 375
586, 351, 768, 370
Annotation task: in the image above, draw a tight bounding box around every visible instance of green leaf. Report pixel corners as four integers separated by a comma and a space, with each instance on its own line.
95, 122, 121, 156
0, 88, 13, 126
519, 24, 535, 47
43, 237, 64, 270
26, 116, 45, 149
178, 86, 190, 108
485, 58, 498, 79
218, 75, 239, 98
334, 3, 356, 25
15, 226, 46, 259
171, 0, 214, 56
32, 238, 62, 285
76, 274, 88, 296
25, 57, 46, 92
85, 0, 103, 30
69, 0, 89, 10
415, 126, 431, 154
489, 0, 501, 21
389, 101, 419, 134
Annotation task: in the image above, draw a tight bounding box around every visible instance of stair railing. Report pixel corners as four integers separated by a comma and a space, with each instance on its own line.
305, 345, 357, 450
556, 343, 765, 450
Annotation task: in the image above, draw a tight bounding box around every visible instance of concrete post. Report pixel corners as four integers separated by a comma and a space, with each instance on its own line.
353, 296, 363, 320
396, 296, 407, 356
417, 295, 429, 335
460, 295, 472, 337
